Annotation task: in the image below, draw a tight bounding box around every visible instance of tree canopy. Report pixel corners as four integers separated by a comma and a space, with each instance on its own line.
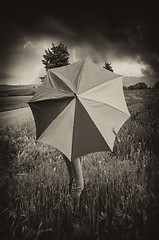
125, 82, 148, 90
103, 62, 114, 72
40, 42, 70, 81
42, 42, 69, 70
154, 81, 159, 88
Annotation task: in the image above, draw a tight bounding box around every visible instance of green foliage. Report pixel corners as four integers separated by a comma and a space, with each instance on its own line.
0, 96, 32, 112
128, 82, 148, 90
0, 89, 159, 240
42, 42, 70, 70
40, 42, 70, 82
103, 62, 114, 72
154, 80, 159, 88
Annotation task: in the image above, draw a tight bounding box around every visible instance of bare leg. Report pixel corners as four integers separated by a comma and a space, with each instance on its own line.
63, 155, 74, 194
63, 155, 84, 213
71, 157, 84, 213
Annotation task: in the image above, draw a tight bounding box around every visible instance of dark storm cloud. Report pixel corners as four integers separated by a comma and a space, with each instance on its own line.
0, 72, 13, 80
1, 0, 159, 77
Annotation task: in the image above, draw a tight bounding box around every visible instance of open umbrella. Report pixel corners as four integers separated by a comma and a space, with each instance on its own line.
28, 58, 130, 161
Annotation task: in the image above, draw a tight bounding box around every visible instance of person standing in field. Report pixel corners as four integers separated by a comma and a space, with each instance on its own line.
63, 155, 84, 214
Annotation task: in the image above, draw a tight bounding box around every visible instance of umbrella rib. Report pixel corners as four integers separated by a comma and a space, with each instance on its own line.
78, 96, 130, 116
77, 59, 86, 92
87, 68, 120, 92
48, 70, 57, 90
77, 96, 130, 150
67, 65, 76, 93
78, 76, 122, 95
49, 69, 76, 94
76, 97, 113, 150
38, 86, 74, 96
39, 86, 52, 90
37, 97, 75, 139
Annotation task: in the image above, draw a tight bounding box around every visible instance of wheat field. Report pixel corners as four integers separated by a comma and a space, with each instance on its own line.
0, 89, 159, 240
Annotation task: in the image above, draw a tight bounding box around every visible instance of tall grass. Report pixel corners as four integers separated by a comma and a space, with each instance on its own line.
0, 89, 159, 240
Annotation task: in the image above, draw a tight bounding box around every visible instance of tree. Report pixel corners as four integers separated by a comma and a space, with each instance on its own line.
154, 81, 159, 88
103, 62, 114, 72
40, 42, 70, 81
128, 82, 148, 90
123, 86, 128, 90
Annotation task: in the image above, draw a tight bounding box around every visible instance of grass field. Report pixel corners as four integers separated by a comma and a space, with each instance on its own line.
0, 96, 33, 112
0, 84, 37, 96
0, 84, 38, 112
0, 89, 159, 240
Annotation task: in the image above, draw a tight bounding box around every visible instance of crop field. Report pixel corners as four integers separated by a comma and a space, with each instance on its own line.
0, 96, 33, 112
0, 84, 37, 112
0, 89, 159, 240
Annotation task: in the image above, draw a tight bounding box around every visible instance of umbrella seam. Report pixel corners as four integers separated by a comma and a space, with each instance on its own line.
78, 65, 121, 94
50, 68, 75, 94
38, 99, 76, 160
78, 96, 130, 116
32, 86, 75, 96
71, 97, 111, 159
30, 94, 75, 103
76, 59, 86, 94
70, 98, 76, 161
78, 76, 122, 96
35, 98, 74, 139
37, 100, 73, 137
77, 96, 129, 149
48, 70, 57, 90
67, 65, 76, 93
80, 98, 113, 151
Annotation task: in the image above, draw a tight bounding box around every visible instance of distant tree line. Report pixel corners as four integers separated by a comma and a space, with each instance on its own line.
154, 81, 159, 88
40, 42, 115, 82
40, 42, 159, 90
123, 82, 148, 90
123, 81, 159, 90
40, 42, 70, 81
103, 62, 113, 72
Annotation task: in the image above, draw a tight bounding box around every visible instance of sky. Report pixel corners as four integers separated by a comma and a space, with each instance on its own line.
0, 0, 159, 85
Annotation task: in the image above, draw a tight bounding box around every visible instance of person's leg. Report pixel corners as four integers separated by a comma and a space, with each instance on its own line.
63, 155, 84, 213
63, 155, 74, 194
71, 157, 84, 213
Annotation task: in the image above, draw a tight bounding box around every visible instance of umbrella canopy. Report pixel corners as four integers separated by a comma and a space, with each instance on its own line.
29, 58, 130, 161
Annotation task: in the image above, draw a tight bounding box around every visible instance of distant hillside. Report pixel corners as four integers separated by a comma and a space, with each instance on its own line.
0, 84, 39, 90
123, 76, 158, 87
0, 76, 158, 96
0, 84, 39, 96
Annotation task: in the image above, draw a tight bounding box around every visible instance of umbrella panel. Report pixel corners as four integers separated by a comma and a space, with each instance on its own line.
37, 99, 76, 160
79, 97, 130, 150
72, 98, 110, 160
29, 97, 74, 139
29, 59, 130, 160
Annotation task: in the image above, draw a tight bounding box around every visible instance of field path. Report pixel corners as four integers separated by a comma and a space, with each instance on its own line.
0, 107, 33, 130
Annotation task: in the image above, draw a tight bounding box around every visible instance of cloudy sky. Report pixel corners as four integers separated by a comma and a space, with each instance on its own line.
0, 0, 158, 85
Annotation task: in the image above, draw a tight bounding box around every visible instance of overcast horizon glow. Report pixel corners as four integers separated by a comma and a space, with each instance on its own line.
1, 39, 148, 85
1, 1, 159, 85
